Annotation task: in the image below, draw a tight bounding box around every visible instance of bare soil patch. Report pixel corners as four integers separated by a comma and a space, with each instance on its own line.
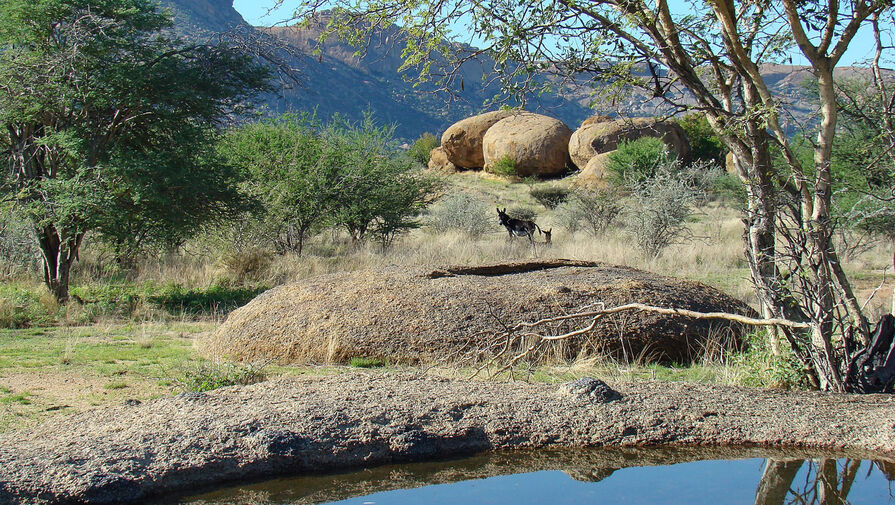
205, 260, 754, 365
0, 373, 893, 504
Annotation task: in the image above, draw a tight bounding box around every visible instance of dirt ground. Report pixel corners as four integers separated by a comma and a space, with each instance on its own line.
0, 372, 893, 505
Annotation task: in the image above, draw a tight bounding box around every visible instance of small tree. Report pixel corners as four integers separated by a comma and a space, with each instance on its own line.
0, 0, 270, 301
325, 116, 441, 245
624, 168, 699, 258
406, 132, 440, 166
220, 114, 335, 256
605, 137, 671, 187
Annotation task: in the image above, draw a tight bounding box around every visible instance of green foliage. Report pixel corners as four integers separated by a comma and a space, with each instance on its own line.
220, 113, 333, 255
489, 154, 518, 177
529, 184, 570, 209
349, 356, 386, 368
427, 191, 494, 238
677, 113, 726, 167
708, 172, 747, 206
222, 114, 442, 250
0, 284, 60, 329
175, 362, 266, 392
0, 0, 270, 300
732, 331, 808, 390
605, 137, 671, 187
407, 132, 440, 165
504, 206, 538, 222
321, 116, 443, 247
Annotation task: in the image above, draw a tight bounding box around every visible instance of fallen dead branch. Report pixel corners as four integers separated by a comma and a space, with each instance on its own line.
467, 302, 895, 393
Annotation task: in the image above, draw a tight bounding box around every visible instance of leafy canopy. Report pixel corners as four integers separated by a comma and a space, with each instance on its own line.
0, 0, 271, 297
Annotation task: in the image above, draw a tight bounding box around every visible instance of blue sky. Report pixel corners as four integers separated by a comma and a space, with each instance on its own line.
232, 1, 884, 67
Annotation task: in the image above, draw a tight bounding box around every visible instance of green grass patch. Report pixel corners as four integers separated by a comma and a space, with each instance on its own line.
104, 381, 128, 390
174, 362, 267, 392
0, 391, 32, 405
350, 356, 387, 368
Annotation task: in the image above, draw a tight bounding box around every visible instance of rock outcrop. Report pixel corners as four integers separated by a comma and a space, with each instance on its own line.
427, 146, 457, 172
482, 113, 573, 177
440, 110, 516, 169
569, 117, 690, 170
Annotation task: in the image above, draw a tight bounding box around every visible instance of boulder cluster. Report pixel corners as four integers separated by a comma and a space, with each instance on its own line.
428, 111, 690, 185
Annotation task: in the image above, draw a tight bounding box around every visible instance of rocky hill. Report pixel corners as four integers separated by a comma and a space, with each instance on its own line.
160, 0, 864, 140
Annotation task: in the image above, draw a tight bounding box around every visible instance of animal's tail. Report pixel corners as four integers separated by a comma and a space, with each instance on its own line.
536, 224, 544, 235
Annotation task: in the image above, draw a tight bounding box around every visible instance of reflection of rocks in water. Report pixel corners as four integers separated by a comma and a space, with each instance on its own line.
175, 446, 891, 505
564, 466, 619, 482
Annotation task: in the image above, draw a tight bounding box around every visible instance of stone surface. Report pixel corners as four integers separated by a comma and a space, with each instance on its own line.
203, 259, 754, 365
1, 373, 894, 504
568, 117, 690, 169
427, 146, 457, 172
482, 112, 573, 177
441, 111, 517, 169
559, 377, 622, 402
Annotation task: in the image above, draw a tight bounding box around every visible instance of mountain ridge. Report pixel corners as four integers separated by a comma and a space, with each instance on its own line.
161, 0, 870, 141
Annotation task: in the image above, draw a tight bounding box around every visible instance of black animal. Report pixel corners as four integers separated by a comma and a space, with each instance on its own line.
496, 208, 551, 244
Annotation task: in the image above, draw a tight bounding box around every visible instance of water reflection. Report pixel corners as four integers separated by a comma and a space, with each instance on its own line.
759, 458, 895, 505
165, 447, 895, 505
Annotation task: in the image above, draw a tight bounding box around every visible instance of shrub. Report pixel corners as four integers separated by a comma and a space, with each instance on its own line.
732, 330, 808, 389
0, 284, 61, 328
406, 132, 440, 165
556, 188, 623, 237
529, 184, 570, 209
489, 154, 518, 177
677, 113, 726, 167
0, 212, 39, 280
623, 166, 699, 257
175, 362, 267, 392
427, 191, 495, 238
504, 206, 537, 222
605, 137, 671, 187
150, 283, 267, 316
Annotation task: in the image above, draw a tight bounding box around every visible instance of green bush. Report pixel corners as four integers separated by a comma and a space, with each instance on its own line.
606, 137, 671, 187
0, 284, 60, 328
406, 132, 440, 165
175, 362, 267, 392
732, 331, 808, 389
489, 154, 518, 177
677, 113, 726, 167
150, 283, 267, 316
529, 184, 570, 210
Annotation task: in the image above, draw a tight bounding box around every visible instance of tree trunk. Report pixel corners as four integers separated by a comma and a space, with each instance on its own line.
36, 224, 83, 304
755, 459, 802, 505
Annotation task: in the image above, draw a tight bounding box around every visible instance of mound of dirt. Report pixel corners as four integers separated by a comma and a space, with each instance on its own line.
204, 260, 754, 365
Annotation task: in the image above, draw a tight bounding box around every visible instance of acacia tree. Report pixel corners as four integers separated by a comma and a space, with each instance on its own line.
288, 0, 895, 391
0, 0, 270, 302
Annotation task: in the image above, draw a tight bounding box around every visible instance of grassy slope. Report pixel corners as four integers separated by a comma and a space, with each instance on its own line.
0, 171, 892, 432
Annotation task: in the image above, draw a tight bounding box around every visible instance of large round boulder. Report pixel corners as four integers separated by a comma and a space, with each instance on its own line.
569, 117, 690, 169
441, 110, 516, 169
427, 146, 457, 173
482, 113, 573, 177
204, 260, 753, 366
574, 152, 612, 188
